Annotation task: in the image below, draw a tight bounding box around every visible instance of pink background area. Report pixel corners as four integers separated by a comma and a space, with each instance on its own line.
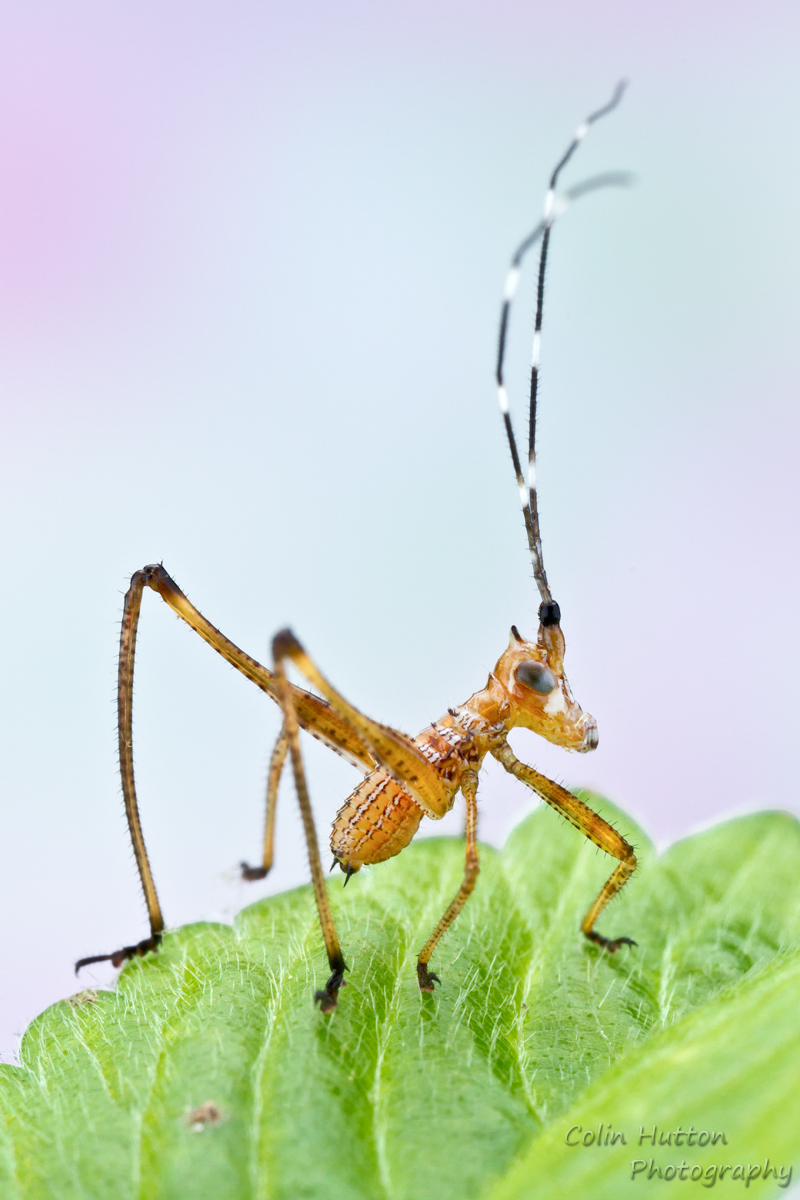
1, 0, 799, 1061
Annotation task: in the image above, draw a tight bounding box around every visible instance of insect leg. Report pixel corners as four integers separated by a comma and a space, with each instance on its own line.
270, 629, 451, 819
135, 563, 378, 770
416, 770, 480, 993
75, 570, 164, 973
493, 743, 637, 952
76, 562, 373, 976
272, 631, 347, 1012
240, 724, 288, 880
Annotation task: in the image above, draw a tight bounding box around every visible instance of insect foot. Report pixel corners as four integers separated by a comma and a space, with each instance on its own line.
239, 862, 269, 881
417, 962, 441, 993
74, 932, 163, 975
585, 932, 637, 953
314, 967, 348, 1014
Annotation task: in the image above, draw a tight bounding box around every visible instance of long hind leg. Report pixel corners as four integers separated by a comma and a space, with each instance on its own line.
272, 630, 347, 1011
76, 568, 350, 1012
75, 571, 163, 973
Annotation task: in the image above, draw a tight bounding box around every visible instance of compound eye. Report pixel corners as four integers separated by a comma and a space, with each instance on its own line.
515, 659, 557, 695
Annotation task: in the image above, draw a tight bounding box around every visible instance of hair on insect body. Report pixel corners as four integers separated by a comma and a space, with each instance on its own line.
76, 83, 637, 1013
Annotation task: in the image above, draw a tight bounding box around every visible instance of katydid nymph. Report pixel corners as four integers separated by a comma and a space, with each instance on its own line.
77, 83, 637, 1013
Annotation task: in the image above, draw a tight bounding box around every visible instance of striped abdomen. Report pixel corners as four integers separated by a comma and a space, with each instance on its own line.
330, 711, 488, 870
330, 771, 423, 869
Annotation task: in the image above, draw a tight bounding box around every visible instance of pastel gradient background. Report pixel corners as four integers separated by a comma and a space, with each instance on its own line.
1, 1, 799, 1063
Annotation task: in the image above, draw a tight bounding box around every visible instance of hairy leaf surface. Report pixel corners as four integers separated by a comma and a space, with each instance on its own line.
1, 796, 798, 1199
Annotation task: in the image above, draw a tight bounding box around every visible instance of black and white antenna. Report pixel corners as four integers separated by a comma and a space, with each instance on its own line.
496, 81, 629, 626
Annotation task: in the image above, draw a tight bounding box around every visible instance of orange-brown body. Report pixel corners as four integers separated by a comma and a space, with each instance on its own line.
84, 563, 634, 1010
330, 707, 489, 868
331, 621, 598, 871
80, 90, 636, 1009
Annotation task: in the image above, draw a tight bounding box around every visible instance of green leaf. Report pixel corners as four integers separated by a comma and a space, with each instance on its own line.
1, 796, 799, 1200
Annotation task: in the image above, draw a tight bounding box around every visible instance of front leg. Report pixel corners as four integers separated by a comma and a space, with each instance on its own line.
493, 743, 637, 952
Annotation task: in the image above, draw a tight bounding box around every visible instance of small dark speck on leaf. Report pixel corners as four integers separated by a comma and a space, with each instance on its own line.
187, 1101, 223, 1131
67, 989, 98, 1008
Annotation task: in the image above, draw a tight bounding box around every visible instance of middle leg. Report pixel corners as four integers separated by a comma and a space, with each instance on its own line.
417, 770, 480, 992
240, 724, 288, 881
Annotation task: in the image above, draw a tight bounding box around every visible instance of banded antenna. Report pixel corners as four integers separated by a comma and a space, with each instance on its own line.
496, 81, 629, 626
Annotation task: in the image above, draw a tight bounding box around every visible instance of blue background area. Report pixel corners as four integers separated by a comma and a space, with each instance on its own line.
1, 0, 798, 1060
